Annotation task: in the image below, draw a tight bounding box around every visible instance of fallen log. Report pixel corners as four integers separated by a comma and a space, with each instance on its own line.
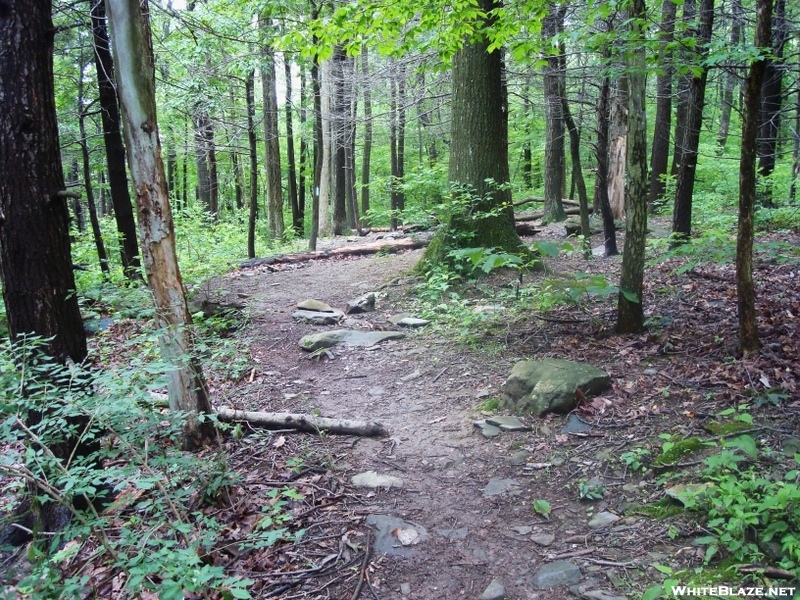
516, 206, 593, 222
514, 196, 582, 208
515, 222, 541, 236
240, 236, 428, 269
216, 406, 390, 437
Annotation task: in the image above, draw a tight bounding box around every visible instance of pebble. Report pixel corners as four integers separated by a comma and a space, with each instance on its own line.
480, 578, 506, 600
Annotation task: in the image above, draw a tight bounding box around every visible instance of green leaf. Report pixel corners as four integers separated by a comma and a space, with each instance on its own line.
533, 499, 551, 517
535, 241, 560, 257
652, 564, 673, 575
642, 585, 664, 600
727, 435, 757, 458
620, 288, 640, 303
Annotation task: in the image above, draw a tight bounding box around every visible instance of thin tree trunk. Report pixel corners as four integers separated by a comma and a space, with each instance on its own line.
260, 29, 284, 240
206, 119, 219, 216
106, 0, 214, 449
69, 161, 85, 233
561, 94, 591, 256
522, 86, 533, 189
193, 108, 212, 210
595, 67, 618, 256
78, 68, 110, 275
309, 51, 321, 250
181, 118, 188, 209
716, 0, 742, 151
397, 63, 407, 220
756, 0, 786, 207
246, 70, 258, 259
607, 78, 628, 219
90, 0, 141, 279
737, 0, 771, 353
792, 55, 800, 201
617, 0, 649, 334
299, 66, 308, 229
318, 59, 332, 237
672, 0, 715, 242
671, 0, 697, 177
543, 3, 567, 223
389, 63, 399, 231
649, 0, 677, 206
285, 54, 301, 235
331, 46, 348, 235
361, 48, 373, 227
229, 86, 244, 212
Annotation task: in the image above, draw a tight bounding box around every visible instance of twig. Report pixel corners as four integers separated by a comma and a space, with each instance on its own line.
550, 547, 596, 560
737, 564, 798, 580
432, 366, 449, 383
350, 533, 374, 600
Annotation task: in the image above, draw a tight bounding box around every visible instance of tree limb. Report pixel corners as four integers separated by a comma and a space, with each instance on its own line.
216, 406, 390, 437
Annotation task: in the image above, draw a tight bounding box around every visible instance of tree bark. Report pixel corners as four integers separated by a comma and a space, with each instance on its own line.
671, 0, 697, 178
299, 66, 308, 227
318, 59, 332, 238
246, 70, 258, 259
607, 78, 628, 219
106, 0, 214, 450
756, 0, 786, 207
716, 0, 742, 152
737, 0, 771, 353
649, 0, 677, 206
389, 63, 400, 231
561, 94, 591, 254
285, 54, 301, 235
360, 48, 373, 227
310, 49, 321, 250
90, 0, 141, 279
217, 407, 389, 437
542, 3, 567, 223
259, 26, 284, 240
193, 107, 212, 211
331, 46, 348, 235
672, 0, 715, 243
229, 87, 244, 212
595, 66, 619, 256
617, 0, 649, 334
417, 0, 528, 272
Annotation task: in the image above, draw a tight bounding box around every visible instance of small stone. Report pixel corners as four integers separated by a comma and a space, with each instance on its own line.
531, 560, 582, 588
512, 525, 533, 535
297, 299, 335, 312
299, 329, 405, 351
486, 415, 530, 432
643, 368, 659, 376
395, 317, 430, 328
292, 309, 343, 325
507, 450, 532, 465
481, 424, 502, 438
345, 292, 376, 314
473, 549, 488, 560
400, 583, 411, 596
562, 414, 593, 434
436, 527, 469, 540
475, 388, 492, 399
588, 512, 620, 529
352, 471, 403, 489
388, 313, 413, 324
622, 483, 639, 493
368, 387, 386, 397
483, 478, 521, 498
480, 578, 506, 600
531, 533, 555, 547
400, 370, 422, 382
664, 482, 714, 504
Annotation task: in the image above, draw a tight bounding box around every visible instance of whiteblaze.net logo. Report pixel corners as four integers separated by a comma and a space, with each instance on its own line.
669, 586, 797, 598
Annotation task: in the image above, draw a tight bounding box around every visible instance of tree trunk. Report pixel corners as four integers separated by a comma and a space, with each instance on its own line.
607, 78, 628, 219
90, 0, 141, 279
595, 66, 619, 256
260, 29, 284, 240
361, 48, 373, 227
299, 66, 308, 228
246, 70, 258, 259
193, 108, 212, 211
106, 0, 214, 450
542, 3, 567, 223
417, 0, 528, 272
78, 68, 110, 275
756, 0, 786, 207
649, 0, 677, 206
69, 161, 85, 233
229, 87, 244, 212
792, 56, 800, 202
716, 0, 742, 152
561, 94, 591, 255
671, 0, 697, 178
672, 0, 715, 243
310, 51, 321, 250
318, 59, 332, 238
617, 0, 649, 334
737, 0, 771, 353
332, 46, 348, 235
285, 54, 301, 235
206, 118, 219, 216
522, 88, 533, 189
389, 63, 399, 231
397, 63, 407, 221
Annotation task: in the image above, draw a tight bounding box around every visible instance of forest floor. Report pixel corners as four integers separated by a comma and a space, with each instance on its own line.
189, 219, 800, 600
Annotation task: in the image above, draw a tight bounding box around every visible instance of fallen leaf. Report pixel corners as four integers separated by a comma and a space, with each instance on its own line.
393, 527, 420, 546
273, 436, 286, 448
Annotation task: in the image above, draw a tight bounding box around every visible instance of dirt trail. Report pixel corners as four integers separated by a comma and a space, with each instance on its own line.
208, 243, 603, 600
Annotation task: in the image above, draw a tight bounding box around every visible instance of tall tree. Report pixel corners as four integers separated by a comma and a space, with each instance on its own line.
260, 22, 284, 240
246, 70, 258, 259
737, 0, 771, 353
418, 0, 528, 271
594, 49, 619, 257
106, 0, 214, 449
285, 54, 302, 235
715, 0, 742, 151
671, 0, 715, 242
331, 46, 349, 235
360, 48, 373, 227
670, 0, 696, 178
90, 0, 141, 278
649, 0, 677, 206
542, 2, 567, 223
617, 0, 649, 333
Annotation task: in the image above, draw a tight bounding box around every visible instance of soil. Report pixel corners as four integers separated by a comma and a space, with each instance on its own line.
198, 223, 800, 600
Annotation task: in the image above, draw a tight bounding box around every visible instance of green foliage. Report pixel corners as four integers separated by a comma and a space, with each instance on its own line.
621, 448, 651, 473
533, 499, 551, 518
578, 479, 604, 501
0, 335, 301, 598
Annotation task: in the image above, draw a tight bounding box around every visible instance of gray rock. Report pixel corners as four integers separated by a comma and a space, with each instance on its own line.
388, 313, 413, 324
664, 482, 713, 505
500, 358, 611, 417
299, 329, 405, 351
366, 515, 427, 557
588, 512, 620, 529
395, 317, 430, 328
436, 527, 469, 540
345, 292, 376, 314
483, 478, 522, 497
562, 414, 593, 434
584, 591, 628, 600
297, 299, 336, 312
352, 471, 403, 489
400, 370, 422, 382
531, 533, 555, 547
480, 578, 506, 600
292, 309, 343, 325
486, 415, 530, 432
400, 583, 411, 596
507, 450, 532, 465
531, 560, 582, 588
472, 548, 488, 560
512, 525, 532, 535
368, 387, 386, 397
474, 420, 502, 438
622, 483, 639, 493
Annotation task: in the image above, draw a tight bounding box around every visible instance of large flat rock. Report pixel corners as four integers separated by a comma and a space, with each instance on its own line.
500, 358, 610, 417
299, 329, 406, 352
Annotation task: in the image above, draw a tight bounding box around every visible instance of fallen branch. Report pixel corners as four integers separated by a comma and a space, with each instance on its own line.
516, 206, 593, 222
736, 564, 798, 580
241, 237, 428, 269
216, 406, 390, 437
514, 196, 582, 208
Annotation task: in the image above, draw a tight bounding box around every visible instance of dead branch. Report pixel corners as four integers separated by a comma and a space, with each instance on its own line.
514, 196, 582, 208
216, 406, 390, 437
516, 206, 593, 222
